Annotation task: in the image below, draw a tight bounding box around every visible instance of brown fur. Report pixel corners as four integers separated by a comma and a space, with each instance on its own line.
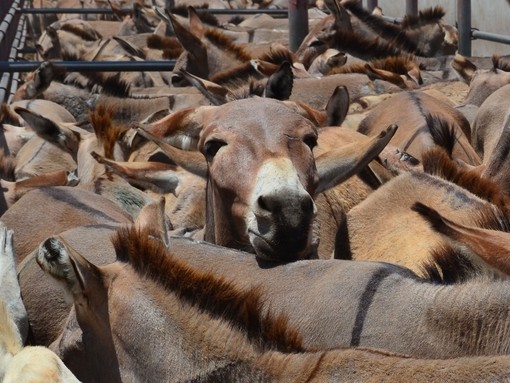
170, 5, 219, 27
146, 35, 181, 51
88, 106, 125, 160
331, 55, 418, 75
419, 243, 481, 284
257, 45, 296, 65
204, 29, 252, 62
112, 226, 304, 353
333, 29, 407, 60
162, 48, 184, 60
400, 6, 446, 29
210, 62, 260, 86
422, 147, 510, 211
342, 1, 422, 54
59, 24, 100, 42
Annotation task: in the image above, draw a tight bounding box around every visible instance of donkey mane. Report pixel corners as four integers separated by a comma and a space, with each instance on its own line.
112, 226, 304, 353
491, 54, 510, 72
60, 23, 101, 41
89, 104, 125, 159
330, 55, 418, 75
257, 46, 296, 65
341, 1, 421, 55
204, 29, 252, 62
424, 114, 455, 156
334, 29, 407, 60
400, 6, 446, 29
0, 149, 16, 181
418, 243, 481, 284
146, 35, 182, 51
422, 147, 510, 211
81, 72, 131, 98
210, 62, 260, 86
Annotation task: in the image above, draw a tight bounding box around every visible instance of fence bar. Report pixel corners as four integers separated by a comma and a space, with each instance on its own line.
457, 0, 472, 56
288, 0, 308, 52
366, 0, 378, 11
0, 60, 176, 72
406, 0, 418, 16
18, 7, 289, 16
472, 30, 510, 45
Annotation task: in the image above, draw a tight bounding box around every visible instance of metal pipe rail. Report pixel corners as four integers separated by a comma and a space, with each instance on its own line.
0, 60, 176, 72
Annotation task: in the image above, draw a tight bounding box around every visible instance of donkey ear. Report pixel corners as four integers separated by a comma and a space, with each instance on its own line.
167, 10, 207, 64
14, 107, 81, 155
315, 124, 397, 193
91, 151, 184, 193
135, 196, 172, 248
265, 61, 293, 101
37, 236, 102, 308
188, 6, 206, 38
139, 106, 215, 151
135, 127, 208, 178
180, 69, 231, 106
325, 85, 350, 126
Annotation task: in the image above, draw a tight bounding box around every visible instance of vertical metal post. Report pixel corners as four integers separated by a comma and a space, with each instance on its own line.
288, 0, 308, 52
406, 0, 418, 16
366, 0, 378, 11
457, 0, 472, 56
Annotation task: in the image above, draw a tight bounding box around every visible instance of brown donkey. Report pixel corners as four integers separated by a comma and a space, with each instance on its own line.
37, 227, 510, 382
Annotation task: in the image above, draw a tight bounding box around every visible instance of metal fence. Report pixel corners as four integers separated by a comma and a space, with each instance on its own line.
2, 0, 510, 103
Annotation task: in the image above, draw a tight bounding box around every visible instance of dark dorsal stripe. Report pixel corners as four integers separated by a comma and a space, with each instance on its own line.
333, 29, 407, 60
112, 226, 304, 353
0, 149, 16, 181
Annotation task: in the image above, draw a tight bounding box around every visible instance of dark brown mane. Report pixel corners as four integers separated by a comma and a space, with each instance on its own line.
204, 29, 252, 62
162, 48, 185, 60
422, 147, 510, 212
112, 226, 304, 353
331, 55, 418, 75
210, 62, 260, 86
418, 243, 480, 284
400, 6, 446, 29
60, 23, 100, 41
425, 114, 456, 157
257, 45, 296, 65
342, 1, 421, 54
0, 149, 16, 181
146, 35, 182, 51
0, 104, 21, 125
81, 72, 131, 98
333, 29, 407, 60
89, 105, 125, 159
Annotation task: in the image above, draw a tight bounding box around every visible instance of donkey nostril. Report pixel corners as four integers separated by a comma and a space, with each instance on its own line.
258, 195, 281, 213
301, 197, 314, 214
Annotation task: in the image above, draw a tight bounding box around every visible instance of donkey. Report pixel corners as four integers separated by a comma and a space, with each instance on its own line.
132, 97, 396, 261
22, 223, 510, 362
26, 226, 510, 382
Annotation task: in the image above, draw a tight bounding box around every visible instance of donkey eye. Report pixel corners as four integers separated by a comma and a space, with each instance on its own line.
203, 140, 226, 159
303, 135, 317, 150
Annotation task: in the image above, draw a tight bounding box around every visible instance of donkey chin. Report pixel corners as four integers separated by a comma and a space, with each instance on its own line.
248, 228, 319, 264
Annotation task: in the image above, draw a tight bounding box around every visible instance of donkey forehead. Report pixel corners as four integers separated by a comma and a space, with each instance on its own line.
199, 99, 317, 142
